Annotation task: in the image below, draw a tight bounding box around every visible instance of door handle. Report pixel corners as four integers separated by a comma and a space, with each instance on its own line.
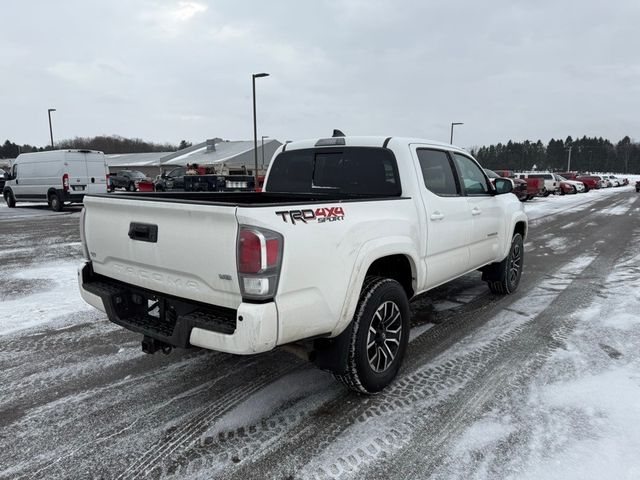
430, 211, 444, 221
471, 207, 482, 216
128, 222, 158, 243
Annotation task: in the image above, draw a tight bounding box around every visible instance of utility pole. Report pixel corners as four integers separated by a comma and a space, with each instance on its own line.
252, 73, 269, 183
567, 146, 572, 171
47, 108, 56, 148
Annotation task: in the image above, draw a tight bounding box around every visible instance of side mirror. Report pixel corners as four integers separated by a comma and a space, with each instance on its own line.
494, 178, 513, 194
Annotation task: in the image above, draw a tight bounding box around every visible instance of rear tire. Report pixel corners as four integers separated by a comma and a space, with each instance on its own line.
49, 192, 63, 212
4, 190, 16, 208
334, 277, 410, 395
483, 233, 524, 295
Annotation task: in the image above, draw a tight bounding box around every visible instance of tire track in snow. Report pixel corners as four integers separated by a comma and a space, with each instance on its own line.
220, 254, 595, 480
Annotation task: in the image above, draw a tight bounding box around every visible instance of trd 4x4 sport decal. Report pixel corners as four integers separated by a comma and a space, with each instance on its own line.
275, 207, 345, 225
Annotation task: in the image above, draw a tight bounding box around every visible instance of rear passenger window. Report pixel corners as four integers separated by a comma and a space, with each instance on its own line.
416, 149, 458, 196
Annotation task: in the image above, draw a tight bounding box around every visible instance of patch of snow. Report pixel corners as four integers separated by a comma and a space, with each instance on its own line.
0, 261, 91, 335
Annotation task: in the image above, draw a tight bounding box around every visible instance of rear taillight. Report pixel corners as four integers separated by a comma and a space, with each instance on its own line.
237, 226, 283, 300
62, 173, 70, 192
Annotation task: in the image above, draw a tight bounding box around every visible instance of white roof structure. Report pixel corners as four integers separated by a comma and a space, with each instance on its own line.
104, 138, 282, 171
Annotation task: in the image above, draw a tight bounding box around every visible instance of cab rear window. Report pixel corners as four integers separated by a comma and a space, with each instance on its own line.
266, 147, 401, 196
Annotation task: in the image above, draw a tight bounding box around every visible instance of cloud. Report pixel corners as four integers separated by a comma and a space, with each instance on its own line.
139, 1, 208, 36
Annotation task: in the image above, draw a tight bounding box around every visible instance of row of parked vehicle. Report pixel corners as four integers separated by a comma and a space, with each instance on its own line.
108, 168, 256, 193
482, 169, 630, 202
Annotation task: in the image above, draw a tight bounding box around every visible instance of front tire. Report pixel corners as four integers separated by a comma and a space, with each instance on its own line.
483, 233, 524, 295
334, 277, 410, 395
127, 182, 136, 192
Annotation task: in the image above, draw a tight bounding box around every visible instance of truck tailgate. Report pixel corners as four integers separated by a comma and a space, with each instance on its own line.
83, 196, 241, 309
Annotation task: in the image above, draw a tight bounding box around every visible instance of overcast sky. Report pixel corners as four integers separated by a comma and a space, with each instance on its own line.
1, 0, 639, 149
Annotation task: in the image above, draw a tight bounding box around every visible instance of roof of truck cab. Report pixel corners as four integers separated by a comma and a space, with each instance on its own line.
282, 136, 470, 154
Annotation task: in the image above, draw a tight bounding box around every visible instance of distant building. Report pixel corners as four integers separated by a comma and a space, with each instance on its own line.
104, 138, 282, 177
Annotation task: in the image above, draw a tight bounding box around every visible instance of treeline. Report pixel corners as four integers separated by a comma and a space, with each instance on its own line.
0, 136, 193, 158
471, 136, 640, 174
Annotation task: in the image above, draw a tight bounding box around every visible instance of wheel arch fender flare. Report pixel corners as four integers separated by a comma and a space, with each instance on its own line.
333, 236, 420, 337
501, 213, 528, 259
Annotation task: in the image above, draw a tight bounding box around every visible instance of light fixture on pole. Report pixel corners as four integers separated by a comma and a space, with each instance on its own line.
261, 135, 269, 169
252, 73, 269, 184
450, 122, 463, 144
48, 108, 57, 148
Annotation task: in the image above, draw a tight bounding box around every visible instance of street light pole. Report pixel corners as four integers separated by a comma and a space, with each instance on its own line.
450, 122, 463, 144
567, 146, 572, 171
261, 135, 269, 169
48, 108, 56, 148
252, 73, 269, 184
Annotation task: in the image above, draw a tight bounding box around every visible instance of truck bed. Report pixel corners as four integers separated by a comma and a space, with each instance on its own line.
89, 191, 404, 206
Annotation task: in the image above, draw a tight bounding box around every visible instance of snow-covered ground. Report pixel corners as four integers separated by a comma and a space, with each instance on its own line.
444, 228, 640, 480
523, 183, 636, 222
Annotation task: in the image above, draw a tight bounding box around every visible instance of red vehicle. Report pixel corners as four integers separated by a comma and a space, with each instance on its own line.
484, 169, 528, 202
558, 172, 601, 191
575, 176, 601, 191
495, 170, 544, 199
558, 171, 578, 180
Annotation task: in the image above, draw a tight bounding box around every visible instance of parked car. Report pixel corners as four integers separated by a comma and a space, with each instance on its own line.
78, 135, 528, 394
496, 170, 544, 199
575, 175, 602, 190
484, 169, 528, 201
0, 169, 8, 192
590, 175, 611, 188
608, 175, 622, 187
554, 174, 585, 194
108, 170, 150, 192
515, 172, 559, 196
154, 167, 187, 191
2, 150, 108, 211
636, 180, 640, 192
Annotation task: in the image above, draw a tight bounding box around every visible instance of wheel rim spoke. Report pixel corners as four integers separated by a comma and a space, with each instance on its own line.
366, 300, 404, 373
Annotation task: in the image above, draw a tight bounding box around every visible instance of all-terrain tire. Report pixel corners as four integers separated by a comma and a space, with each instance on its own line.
49, 192, 64, 212
4, 190, 16, 208
483, 233, 524, 295
334, 277, 410, 395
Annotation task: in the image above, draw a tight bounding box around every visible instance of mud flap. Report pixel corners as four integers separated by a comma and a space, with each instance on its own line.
312, 322, 355, 374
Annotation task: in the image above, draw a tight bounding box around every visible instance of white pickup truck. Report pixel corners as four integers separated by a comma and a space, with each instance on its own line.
78, 135, 527, 394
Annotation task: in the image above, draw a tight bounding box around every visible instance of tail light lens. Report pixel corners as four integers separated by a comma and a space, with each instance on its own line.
62, 173, 70, 192
237, 226, 283, 300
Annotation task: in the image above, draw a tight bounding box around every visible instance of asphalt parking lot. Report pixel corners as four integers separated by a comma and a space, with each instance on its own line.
1, 188, 640, 479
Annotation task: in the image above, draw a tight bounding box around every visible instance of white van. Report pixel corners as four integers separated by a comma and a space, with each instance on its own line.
2, 150, 108, 211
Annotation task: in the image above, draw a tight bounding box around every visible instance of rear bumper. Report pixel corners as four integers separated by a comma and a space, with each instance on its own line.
78, 262, 277, 355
